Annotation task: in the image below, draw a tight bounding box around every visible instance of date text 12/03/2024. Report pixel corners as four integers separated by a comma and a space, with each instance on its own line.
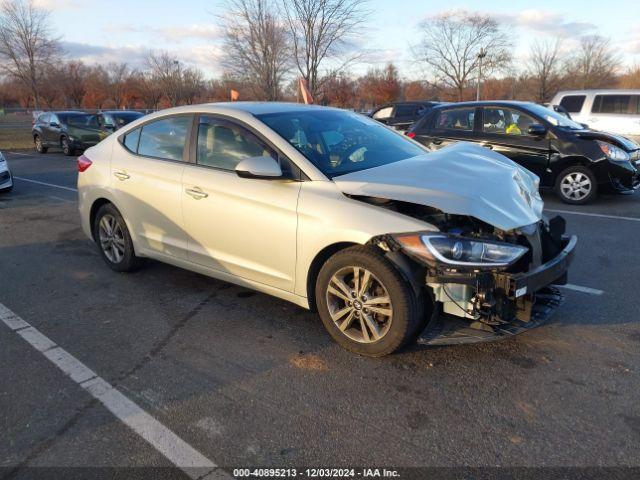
232, 468, 401, 478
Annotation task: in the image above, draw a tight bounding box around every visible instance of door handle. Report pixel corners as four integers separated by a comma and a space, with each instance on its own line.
481, 143, 493, 150
114, 171, 130, 181
185, 187, 209, 200
432, 139, 443, 145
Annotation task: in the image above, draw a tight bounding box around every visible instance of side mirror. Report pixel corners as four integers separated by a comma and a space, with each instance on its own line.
50, 122, 60, 128
527, 124, 547, 136
235, 156, 283, 179
580, 123, 589, 129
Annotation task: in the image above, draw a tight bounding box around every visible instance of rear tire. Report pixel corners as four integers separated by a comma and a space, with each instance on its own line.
555, 166, 597, 205
61, 136, 74, 156
315, 246, 420, 357
34, 135, 48, 154
93, 203, 143, 272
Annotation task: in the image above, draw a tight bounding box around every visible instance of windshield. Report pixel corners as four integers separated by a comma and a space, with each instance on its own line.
256, 109, 427, 178
62, 114, 98, 128
526, 104, 584, 129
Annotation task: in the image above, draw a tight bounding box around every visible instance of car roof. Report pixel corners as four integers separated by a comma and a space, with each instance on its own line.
555, 89, 640, 95
101, 110, 143, 114
199, 102, 345, 115
431, 100, 535, 110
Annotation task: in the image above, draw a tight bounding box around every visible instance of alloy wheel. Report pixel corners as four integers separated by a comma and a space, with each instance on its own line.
35, 137, 42, 152
98, 214, 126, 264
560, 172, 592, 201
325, 266, 393, 343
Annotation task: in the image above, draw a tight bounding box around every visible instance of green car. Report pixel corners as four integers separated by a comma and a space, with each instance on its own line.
33, 111, 144, 156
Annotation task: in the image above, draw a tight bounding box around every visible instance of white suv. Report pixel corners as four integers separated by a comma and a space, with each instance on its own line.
551, 90, 640, 139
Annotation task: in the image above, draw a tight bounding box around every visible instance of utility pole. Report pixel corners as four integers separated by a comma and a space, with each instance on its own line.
476, 48, 487, 101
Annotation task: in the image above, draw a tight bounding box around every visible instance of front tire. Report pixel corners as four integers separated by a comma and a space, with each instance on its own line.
34, 135, 48, 154
61, 136, 74, 156
316, 246, 420, 357
93, 203, 142, 272
555, 166, 597, 204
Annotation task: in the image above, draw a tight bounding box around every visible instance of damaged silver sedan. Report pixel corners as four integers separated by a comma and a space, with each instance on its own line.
79, 103, 576, 357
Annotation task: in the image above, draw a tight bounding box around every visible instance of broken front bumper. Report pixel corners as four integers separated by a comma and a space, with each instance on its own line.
419, 235, 577, 346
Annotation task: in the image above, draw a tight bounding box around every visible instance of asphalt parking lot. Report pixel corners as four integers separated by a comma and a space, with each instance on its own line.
1, 150, 639, 478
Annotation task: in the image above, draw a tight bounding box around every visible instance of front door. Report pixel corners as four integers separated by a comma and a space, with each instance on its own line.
182, 115, 300, 292
110, 114, 192, 259
478, 107, 550, 181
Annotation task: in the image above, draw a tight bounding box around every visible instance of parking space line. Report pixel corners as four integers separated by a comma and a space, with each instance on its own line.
13, 176, 77, 192
559, 284, 604, 295
546, 209, 640, 223
0, 302, 226, 479
5, 152, 35, 156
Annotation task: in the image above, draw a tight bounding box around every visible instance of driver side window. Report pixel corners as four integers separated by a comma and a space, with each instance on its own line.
197, 117, 277, 171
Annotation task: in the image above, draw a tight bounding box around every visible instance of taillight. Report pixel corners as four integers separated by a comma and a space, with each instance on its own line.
78, 155, 92, 172
406, 131, 416, 139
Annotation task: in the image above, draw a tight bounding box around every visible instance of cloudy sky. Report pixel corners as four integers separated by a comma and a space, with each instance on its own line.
36, 0, 640, 78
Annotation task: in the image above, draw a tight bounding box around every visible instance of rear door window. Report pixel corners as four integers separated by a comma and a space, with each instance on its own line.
559, 95, 586, 113
433, 107, 476, 132
393, 105, 417, 117
592, 95, 632, 114
137, 115, 191, 161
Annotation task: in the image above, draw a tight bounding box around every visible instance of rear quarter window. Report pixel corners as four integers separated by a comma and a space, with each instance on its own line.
559, 95, 586, 113
122, 128, 141, 153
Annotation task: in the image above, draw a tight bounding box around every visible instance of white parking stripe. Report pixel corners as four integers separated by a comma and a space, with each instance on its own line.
13, 176, 77, 192
559, 284, 604, 295
0, 302, 226, 479
546, 209, 640, 223
5, 152, 35, 156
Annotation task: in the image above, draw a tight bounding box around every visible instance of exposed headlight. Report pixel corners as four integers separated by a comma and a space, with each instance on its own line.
597, 141, 630, 162
395, 233, 528, 269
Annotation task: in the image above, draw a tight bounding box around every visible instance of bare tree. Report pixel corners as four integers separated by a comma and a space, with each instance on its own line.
527, 38, 563, 103
105, 62, 130, 109
220, 0, 290, 100
0, 0, 60, 108
282, 0, 370, 98
414, 11, 511, 101
146, 51, 206, 106
566, 35, 618, 89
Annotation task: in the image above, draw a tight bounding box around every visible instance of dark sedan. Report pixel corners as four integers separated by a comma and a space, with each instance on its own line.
407, 101, 640, 204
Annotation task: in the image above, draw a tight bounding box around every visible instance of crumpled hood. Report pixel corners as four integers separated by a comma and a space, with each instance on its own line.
333, 142, 543, 231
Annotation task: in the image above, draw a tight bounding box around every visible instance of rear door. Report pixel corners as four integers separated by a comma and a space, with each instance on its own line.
478, 106, 550, 180
413, 106, 479, 149
589, 94, 640, 136
46, 114, 61, 144
111, 114, 193, 259
181, 115, 301, 292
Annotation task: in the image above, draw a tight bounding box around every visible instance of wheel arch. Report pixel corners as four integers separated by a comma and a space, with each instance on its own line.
550, 156, 593, 183
89, 197, 113, 241
306, 242, 359, 311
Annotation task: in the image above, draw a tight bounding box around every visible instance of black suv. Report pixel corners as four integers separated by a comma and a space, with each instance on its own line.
370, 101, 442, 133
33, 112, 106, 156
407, 101, 640, 204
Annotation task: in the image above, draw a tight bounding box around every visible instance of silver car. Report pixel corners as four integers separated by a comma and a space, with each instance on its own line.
77, 103, 577, 356
0, 151, 13, 192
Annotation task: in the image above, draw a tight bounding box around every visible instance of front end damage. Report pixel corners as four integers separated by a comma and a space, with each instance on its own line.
365, 199, 577, 345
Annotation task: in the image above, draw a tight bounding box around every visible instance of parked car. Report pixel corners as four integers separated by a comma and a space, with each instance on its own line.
78, 103, 576, 356
33, 111, 108, 156
550, 89, 640, 138
0, 151, 13, 192
407, 101, 640, 204
370, 101, 442, 133
97, 111, 144, 133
